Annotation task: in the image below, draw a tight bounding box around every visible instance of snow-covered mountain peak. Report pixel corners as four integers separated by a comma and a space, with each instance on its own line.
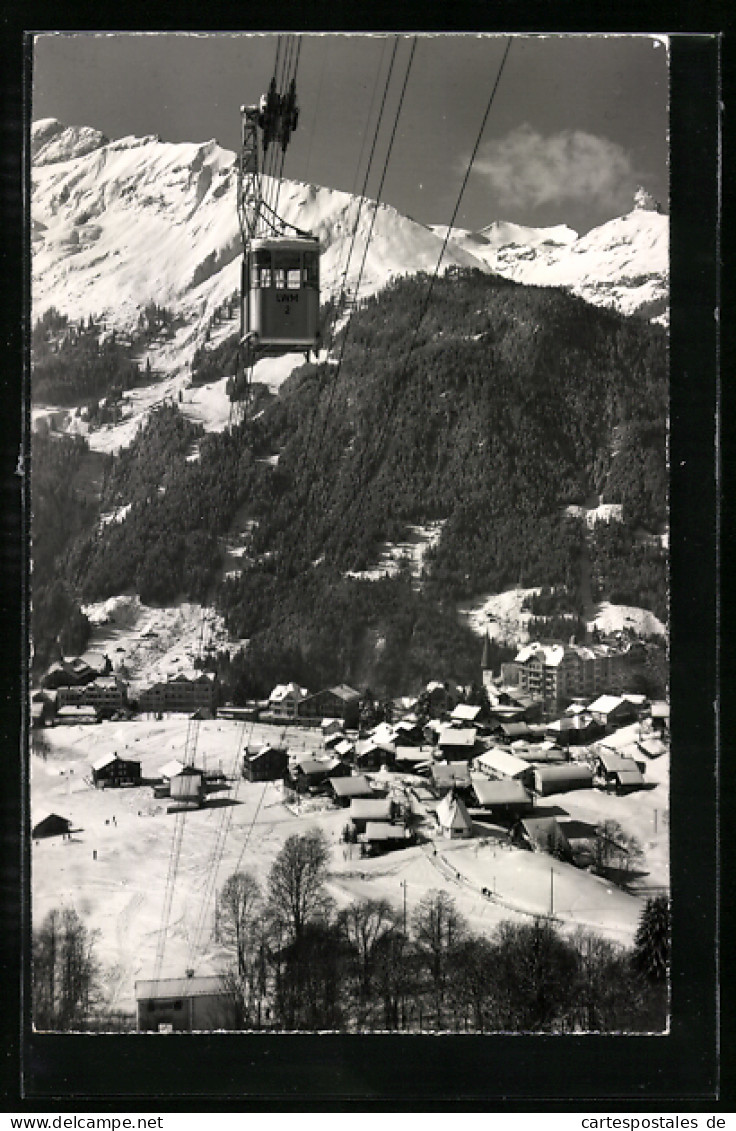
32, 118, 109, 165
31, 122, 669, 448
633, 185, 664, 213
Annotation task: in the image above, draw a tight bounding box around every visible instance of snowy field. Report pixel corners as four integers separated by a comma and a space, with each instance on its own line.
31, 710, 667, 1016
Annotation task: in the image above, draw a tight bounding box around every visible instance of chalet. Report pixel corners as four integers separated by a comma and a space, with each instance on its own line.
355, 742, 395, 771
328, 774, 377, 806
266, 682, 309, 720
495, 721, 535, 743
299, 685, 361, 727
530, 763, 594, 796
437, 727, 478, 761
242, 745, 288, 782
594, 751, 645, 791
57, 676, 126, 715
431, 761, 472, 793
435, 791, 473, 839
588, 695, 636, 731
291, 756, 349, 792
449, 703, 483, 727
512, 815, 573, 861
42, 653, 109, 690
139, 672, 218, 715
135, 975, 239, 1032
545, 715, 601, 746
91, 752, 142, 788
349, 797, 395, 832
473, 747, 530, 782
511, 742, 567, 764
393, 746, 432, 772
32, 811, 72, 839
470, 778, 533, 818
359, 822, 409, 853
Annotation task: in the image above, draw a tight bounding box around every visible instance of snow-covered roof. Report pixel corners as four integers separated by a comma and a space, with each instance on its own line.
159, 758, 185, 779
450, 703, 482, 723
438, 727, 476, 748
432, 762, 471, 787
329, 775, 375, 798
472, 778, 529, 807
361, 822, 406, 841
269, 682, 308, 703
588, 694, 626, 714
474, 747, 529, 779
350, 798, 393, 821
135, 975, 225, 1000
596, 751, 641, 774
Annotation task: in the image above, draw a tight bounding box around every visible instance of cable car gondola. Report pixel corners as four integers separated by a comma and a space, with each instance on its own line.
235, 76, 321, 387
241, 233, 321, 358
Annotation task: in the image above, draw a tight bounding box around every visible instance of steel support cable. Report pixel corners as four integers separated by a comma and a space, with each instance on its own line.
271, 36, 303, 225
324, 36, 398, 346
282, 37, 417, 576
187, 715, 257, 968
152, 601, 216, 984
276, 37, 406, 577
330, 37, 513, 564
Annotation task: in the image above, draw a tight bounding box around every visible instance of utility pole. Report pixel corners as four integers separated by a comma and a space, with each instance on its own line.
400, 880, 407, 935
550, 867, 554, 918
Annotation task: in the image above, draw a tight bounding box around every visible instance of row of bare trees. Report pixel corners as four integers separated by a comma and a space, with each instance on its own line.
30, 831, 668, 1032
215, 830, 669, 1033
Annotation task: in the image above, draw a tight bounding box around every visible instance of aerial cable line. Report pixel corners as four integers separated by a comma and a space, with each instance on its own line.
271, 36, 303, 224
328, 36, 399, 341
331, 37, 513, 564
282, 35, 417, 572
152, 599, 217, 985
187, 715, 257, 968
279, 36, 408, 568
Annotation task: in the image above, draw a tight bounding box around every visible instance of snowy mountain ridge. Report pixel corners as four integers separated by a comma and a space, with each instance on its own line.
32, 119, 669, 334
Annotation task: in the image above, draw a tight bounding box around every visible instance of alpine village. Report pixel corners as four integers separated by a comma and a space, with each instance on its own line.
30, 41, 670, 1035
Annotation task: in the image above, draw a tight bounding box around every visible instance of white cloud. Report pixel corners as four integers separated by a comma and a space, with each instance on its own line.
473, 125, 637, 212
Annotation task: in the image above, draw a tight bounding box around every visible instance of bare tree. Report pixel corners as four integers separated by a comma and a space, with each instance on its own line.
217, 871, 268, 1028
338, 898, 401, 1028
411, 889, 467, 1029
33, 908, 99, 1030
266, 829, 333, 943
217, 871, 263, 979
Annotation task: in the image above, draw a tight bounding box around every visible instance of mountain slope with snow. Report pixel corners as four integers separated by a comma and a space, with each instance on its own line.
32, 120, 669, 352
436, 203, 668, 323
31, 121, 487, 346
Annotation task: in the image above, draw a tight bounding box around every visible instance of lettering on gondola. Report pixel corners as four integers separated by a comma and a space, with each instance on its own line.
276, 293, 300, 302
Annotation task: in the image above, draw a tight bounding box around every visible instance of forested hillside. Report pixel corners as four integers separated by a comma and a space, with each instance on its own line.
34, 269, 668, 693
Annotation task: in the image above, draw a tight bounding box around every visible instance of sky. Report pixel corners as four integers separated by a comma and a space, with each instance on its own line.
32, 32, 669, 235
